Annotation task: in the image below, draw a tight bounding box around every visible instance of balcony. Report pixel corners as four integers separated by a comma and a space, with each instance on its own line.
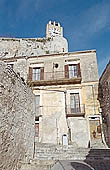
35, 105, 85, 117
66, 104, 85, 117
28, 71, 81, 86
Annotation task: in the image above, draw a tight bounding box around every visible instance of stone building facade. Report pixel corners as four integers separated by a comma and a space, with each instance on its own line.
0, 21, 103, 148
98, 61, 110, 146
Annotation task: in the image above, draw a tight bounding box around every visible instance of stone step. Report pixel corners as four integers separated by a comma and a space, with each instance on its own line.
20, 160, 55, 170
90, 139, 108, 149
35, 143, 110, 161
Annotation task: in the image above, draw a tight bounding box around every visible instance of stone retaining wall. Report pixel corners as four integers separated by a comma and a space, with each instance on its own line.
0, 62, 35, 170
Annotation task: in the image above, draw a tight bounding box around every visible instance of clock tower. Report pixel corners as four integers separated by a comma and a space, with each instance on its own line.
46, 21, 63, 38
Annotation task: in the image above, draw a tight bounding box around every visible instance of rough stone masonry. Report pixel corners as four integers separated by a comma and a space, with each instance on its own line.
0, 62, 35, 170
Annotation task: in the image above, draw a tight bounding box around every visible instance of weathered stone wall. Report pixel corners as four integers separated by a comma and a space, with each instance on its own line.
0, 36, 68, 59
0, 62, 35, 170
99, 61, 110, 146
80, 51, 99, 82
2, 50, 99, 83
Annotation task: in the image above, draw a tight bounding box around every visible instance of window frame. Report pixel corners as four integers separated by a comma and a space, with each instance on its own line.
65, 63, 81, 79
70, 93, 81, 113
33, 67, 40, 81
69, 64, 78, 78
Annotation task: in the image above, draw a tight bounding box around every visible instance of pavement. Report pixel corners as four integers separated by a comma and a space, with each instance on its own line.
52, 160, 110, 170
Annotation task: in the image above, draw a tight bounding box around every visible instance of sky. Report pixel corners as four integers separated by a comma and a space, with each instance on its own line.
0, 0, 110, 76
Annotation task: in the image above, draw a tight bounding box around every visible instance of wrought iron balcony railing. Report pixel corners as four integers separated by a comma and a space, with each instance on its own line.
66, 104, 85, 117
33, 70, 81, 81
29, 71, 81, 86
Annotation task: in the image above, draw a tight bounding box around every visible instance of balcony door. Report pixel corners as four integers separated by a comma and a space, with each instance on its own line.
33, 68, 40, 80
28, 67, 44, 81
70, 93, 80, 113
69, 65, 77, 78
65, 63, 81, 78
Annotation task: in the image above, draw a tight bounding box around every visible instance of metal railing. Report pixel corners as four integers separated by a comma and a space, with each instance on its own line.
35, 104, 85, 117
32, 71, 80, 81
66, 104, 85, 115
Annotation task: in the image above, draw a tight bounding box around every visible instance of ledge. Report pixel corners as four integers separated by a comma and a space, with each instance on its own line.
66, 113, 85, 117
27, 77, 82, 86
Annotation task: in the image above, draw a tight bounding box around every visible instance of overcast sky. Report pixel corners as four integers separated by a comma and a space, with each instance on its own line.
0, 0, 110, 76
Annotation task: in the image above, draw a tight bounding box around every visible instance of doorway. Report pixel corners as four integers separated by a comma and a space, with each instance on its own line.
89, 117, 102, 141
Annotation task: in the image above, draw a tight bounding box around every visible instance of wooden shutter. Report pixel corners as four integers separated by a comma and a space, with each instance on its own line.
77, 63, 81, 77
28, 67, 33, 81
40, 67, 44, 80
65, 65, 69, 78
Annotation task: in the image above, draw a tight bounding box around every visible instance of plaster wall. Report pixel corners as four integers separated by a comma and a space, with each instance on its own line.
81, 82, 100, 116
34, 90, 68, 144
67, 51, 99, 82
67, 117, 89, 148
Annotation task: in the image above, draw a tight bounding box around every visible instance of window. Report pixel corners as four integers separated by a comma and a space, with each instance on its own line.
69, 65, 77, 78
65, 63, 81, 78
33, 68, 40, 80
55, 23, 58, 26
28, 67, 44, 81
70, 93, 80, 113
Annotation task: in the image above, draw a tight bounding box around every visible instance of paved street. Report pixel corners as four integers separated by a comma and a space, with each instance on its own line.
52, 160, 110, 170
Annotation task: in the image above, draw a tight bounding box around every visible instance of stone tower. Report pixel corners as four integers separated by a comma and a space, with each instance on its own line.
46, 21, 63, 38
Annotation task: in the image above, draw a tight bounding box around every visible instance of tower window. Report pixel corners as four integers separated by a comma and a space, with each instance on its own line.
55, 23, 58, 26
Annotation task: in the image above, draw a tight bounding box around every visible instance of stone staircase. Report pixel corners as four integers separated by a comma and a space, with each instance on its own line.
34, 142, 110, 161
90, 139, 108, 149
35, 143, 90, 160
21, 160, 54, 170
20, 143, 110, 170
